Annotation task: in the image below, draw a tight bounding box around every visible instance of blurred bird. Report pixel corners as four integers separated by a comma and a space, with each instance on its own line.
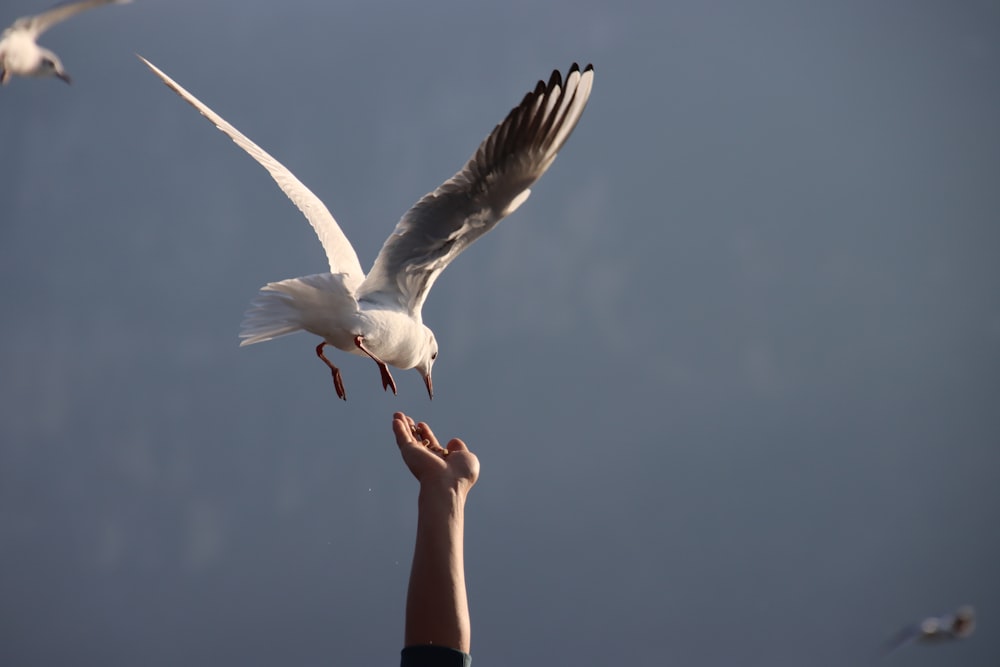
883, 605, 976, 655
140, 57, 594, 400
0, 0, 130, 85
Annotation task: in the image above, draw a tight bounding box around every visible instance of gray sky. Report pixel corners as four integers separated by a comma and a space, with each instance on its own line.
2, 1, 998, 665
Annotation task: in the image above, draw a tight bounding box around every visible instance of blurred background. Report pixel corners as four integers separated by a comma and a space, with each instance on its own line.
1, 0, 998, 665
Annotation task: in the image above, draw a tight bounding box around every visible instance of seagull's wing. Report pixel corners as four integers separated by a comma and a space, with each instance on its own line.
357, 63, 594, 315
15, 0, 130, 38
882, 623, 921, 655
140, 57, 365, 290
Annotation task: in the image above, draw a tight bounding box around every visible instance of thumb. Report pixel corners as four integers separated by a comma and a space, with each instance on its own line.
446, 438, 468, 453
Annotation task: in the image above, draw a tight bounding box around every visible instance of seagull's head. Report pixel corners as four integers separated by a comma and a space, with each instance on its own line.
953, 606, 975, 637
415, 328, 438, 400
38, 49, 71, 84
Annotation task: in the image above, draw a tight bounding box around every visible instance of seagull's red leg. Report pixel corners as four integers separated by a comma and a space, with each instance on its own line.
315, 342, 347, 400
354, 335, 397, 395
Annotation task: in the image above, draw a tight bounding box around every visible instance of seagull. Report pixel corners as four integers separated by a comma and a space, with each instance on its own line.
883, 605, 976, 655
140, 57, 594, 400
0, 0, 130, 85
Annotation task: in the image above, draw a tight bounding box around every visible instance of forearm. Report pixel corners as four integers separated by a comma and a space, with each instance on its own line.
404, 485, 471, 653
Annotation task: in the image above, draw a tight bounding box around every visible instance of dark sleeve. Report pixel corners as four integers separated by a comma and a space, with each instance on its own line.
400, 645, 471, 667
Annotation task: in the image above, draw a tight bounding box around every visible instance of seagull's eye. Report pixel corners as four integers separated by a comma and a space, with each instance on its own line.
42, 59, 54, 69
431, 352, 438, 360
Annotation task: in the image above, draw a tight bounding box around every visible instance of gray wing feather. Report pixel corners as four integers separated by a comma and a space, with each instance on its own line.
15, 0, 130, 38
357, 63, 594, 315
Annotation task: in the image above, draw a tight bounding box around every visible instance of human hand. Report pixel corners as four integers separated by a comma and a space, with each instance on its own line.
392, 412, 480, 497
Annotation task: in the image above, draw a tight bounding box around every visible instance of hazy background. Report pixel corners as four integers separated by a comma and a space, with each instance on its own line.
2, 1, 998, 665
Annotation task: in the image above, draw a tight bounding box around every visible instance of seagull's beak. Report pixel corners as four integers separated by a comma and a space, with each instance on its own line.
56, 71, 72, 85
423, 373, 434, 400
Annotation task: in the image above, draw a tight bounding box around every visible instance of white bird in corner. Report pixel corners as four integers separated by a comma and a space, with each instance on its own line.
0, 0, 131, 85
140, 57, 594, 400
883, 605, 976, 655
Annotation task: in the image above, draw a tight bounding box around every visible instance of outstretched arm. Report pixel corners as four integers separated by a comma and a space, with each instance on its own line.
392, 412, 479, 655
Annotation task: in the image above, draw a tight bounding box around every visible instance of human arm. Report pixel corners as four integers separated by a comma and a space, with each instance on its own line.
392, 412, 479, 656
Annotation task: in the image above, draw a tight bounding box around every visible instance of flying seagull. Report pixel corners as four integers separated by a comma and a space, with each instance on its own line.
140, 57, 594, 399
883, 605, 976, 655
0, 0, 130, 85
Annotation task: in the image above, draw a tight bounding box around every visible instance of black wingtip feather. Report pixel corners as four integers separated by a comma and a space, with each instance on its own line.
466, 62, 593, 187
546, 68, 563, 92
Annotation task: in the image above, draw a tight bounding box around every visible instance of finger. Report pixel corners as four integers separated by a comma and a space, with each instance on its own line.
405, 415, 420, 436
393, 412, 416, 434
421, 438, 447, 455
445, 438, 468, 454
415, 422, 440, 447
392, 416, 417, 447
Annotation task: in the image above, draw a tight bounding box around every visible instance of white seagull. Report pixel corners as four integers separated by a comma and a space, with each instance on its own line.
140, 57, 594, 400
883, 605, 976, 655
0, 0, 130, 85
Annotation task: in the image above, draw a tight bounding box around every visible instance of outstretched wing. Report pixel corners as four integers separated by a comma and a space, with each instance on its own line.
357, 63, 594, 315
140, 57, 365, 290
15, 0, 130, 38
882, 623, 921, 655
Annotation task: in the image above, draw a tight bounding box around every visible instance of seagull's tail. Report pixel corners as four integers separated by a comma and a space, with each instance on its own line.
239, 273, 355, 347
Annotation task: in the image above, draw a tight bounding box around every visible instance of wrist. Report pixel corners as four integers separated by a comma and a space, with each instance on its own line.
418, 481, 470, 509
